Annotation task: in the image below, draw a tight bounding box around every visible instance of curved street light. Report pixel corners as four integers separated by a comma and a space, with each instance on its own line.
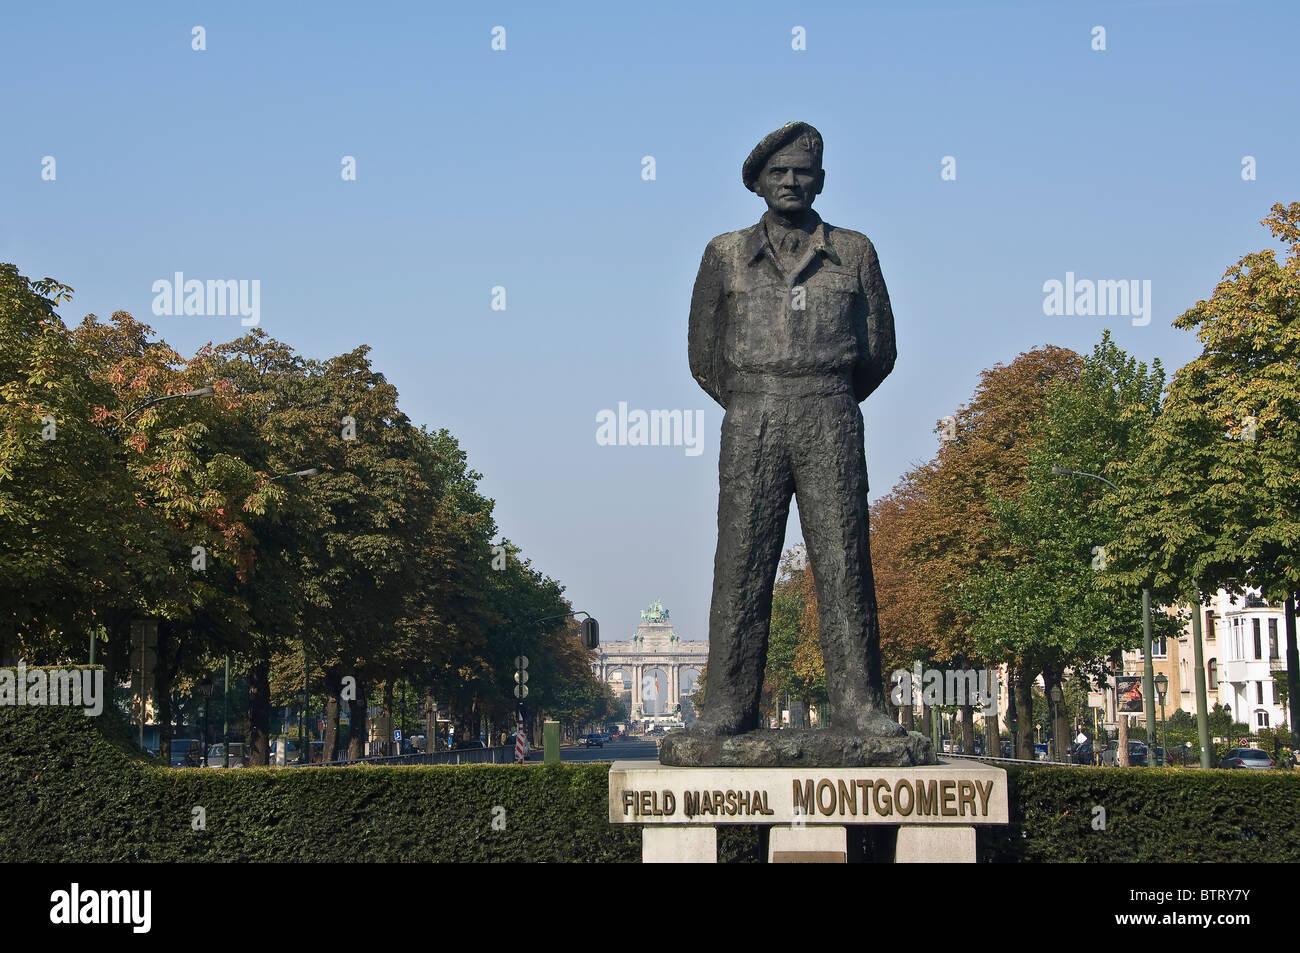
113, 386, 216, 432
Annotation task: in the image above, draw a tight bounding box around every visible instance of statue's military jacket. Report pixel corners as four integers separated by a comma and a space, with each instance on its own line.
688, 212, 896, 408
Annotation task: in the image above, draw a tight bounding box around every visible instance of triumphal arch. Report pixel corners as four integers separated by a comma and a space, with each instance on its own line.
596, 601, 708, 718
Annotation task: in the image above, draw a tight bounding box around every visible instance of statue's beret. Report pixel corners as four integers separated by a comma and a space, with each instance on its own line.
742, 121, 823, 192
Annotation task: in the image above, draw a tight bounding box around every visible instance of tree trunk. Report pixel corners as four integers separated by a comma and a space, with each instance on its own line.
900, 702, 914, 730
1014, 667, 1034, 760
1285, 593, 1299, 751
247, 653, 271, 766
156, 621, 174, 766
984, 665, 999, 757
380, 680, 394, 755
322, 668, 341, 762
1042, 667, 1069, 762
346, 681, 368, 760
921, 703, 932, 740
960, 703, 975, 755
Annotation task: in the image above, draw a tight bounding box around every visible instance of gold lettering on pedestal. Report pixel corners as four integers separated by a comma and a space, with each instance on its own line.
940, 780, 957, 816
895, 779, 914, 816
816, 779, 836, 816
837, 779, 857, 816
872, 780, 893, 816
794, 779, 815, 816
975, 779, 993, 816
915, 779, 937, 815
956, 780, 976, 816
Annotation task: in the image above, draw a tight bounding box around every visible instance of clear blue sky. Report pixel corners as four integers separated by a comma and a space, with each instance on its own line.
4, 0, 1297, 644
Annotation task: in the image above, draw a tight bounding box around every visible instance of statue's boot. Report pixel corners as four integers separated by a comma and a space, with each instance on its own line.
838, 708, 907, 738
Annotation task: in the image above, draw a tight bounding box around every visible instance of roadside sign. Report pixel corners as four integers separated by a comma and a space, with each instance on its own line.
514, 656, 529, 670
514, 684, 529, 699
393, 730, 401, 742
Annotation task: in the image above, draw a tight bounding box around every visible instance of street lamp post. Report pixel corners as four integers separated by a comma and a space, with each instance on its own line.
1006, 681, 1019, 759
112, 386, 216, 433
1050, 686, 1063, 762
268, 465, 320, 764
198, 675, 214, 765
509, 611, 600, 757
222, 655, 230, 768
1050, 467, 1160, 752
1190, 598, 1214, 769
1155, 673, 1169, 766
97, 387, 215, 665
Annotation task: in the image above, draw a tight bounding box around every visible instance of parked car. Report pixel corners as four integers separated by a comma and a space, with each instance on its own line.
581, 733, 604, 747
999, 740, 1013, 758
1100, 741, 1148, 766
1034, 743, 1049, 762
1219, 747, 1274, 770
1070, 740, 1095, 765
169, 739, 203, 767
206, 743, 248, 767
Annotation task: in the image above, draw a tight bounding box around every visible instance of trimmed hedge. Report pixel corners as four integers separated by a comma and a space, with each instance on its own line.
985, 761, 1300, 862
3, 706, 1297, 862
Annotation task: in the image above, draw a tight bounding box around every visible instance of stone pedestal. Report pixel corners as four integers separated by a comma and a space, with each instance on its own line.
643, 827, 717, 863
895, 825, 977, 863
768, 825, 847, 863
609, 759, 1006, 863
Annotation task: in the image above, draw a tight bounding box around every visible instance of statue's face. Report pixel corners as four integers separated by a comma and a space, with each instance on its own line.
756, 143, 824, 215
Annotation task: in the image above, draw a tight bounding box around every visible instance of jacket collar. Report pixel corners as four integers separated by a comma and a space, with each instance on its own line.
744, 211, 842, 267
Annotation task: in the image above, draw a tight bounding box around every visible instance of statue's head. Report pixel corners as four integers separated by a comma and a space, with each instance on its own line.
743, 122, 824, 216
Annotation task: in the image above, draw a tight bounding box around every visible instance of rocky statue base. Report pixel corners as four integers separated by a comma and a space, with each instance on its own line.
658, 727, 935, 768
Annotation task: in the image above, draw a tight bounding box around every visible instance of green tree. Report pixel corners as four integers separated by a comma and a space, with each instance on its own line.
960, 331, 1180, 759
1109, 202, 1300, 743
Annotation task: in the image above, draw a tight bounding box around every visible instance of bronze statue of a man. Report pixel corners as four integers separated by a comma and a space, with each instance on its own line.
669, 122, 915, 762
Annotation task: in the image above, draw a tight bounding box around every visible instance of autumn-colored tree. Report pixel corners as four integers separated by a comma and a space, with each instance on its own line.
761, 548, 827, 727
869, 346, 1082, 754
960, 331, 1180, 759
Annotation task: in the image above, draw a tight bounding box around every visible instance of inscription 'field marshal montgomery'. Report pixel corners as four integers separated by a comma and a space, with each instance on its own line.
661, 122, 932, 768
609, 764, 1009, 826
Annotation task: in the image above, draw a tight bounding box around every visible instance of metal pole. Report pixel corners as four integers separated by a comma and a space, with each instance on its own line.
223, 655, 230, 768
301, 654, 309, 764
1142, 588, 1156, 745
1286, 594, 1299, 753
1160, 693, 1166, 765
1191, 595, 1213, 769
